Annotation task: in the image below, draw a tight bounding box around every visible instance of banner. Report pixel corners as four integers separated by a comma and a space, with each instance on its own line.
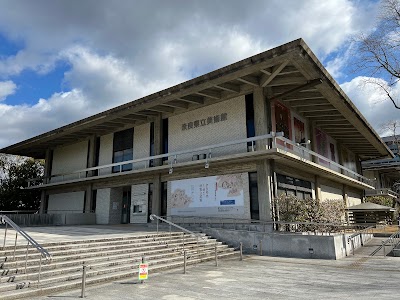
170, 173, 246, 216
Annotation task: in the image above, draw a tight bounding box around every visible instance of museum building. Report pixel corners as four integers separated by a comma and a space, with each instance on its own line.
0, 39, 393, 225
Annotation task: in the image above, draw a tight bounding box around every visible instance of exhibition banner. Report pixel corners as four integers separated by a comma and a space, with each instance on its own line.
170, 173, 246, 216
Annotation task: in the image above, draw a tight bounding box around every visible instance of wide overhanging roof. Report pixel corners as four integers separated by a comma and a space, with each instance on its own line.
0, 38, 393, 159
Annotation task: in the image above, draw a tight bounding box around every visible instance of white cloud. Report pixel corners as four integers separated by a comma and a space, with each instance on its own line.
341, 76, 400, 136
0, 0, 385, 148
0, 80, 17, 101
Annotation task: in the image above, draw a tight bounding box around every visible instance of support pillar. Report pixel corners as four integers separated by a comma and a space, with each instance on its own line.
87, 135, 97, 176
343, 185, 350, 223
308, 121, 318, 164
256, 159, 273, 222
154, 113, 163, 166
151, 175, 162, 217
315, 175, 321, 202
39, 149, 52, 214
84, 184, 93, 213
39, 192, 47, 214
253, 87, 268, 150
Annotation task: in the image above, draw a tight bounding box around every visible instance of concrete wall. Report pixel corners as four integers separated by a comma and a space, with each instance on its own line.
169, 96, 247, 162
47, 191, 85, 213
51, 140, 88, 181
98, 133, 113, 176
96, 188, 111, 224
320, 184, 343, 201
348, 190, 362, 207
131, 183, 149, 224
109, 187, 123, 224
8, 213, 95, 226
200, 227, 372, 260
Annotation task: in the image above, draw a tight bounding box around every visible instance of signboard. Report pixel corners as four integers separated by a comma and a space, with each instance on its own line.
170, 173, 246, 216
138, 263, 148, 280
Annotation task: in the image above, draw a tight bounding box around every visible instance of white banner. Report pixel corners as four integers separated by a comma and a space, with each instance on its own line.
170, 173, 246, 216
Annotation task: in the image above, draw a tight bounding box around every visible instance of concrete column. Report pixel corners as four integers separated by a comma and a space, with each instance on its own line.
44, 149, 52, 181
315, 175, 321, 202
87, 135, 97, 170
151, 175, 161, 217
343, 185, 350, 223
253, 87, 268, 150
154, 114, 163, 166
337, 143, 345, 175
355, 154, 362, 175
256, 159, 272, 222
40, 149, 52, 214
308, 121, 318, 164
39, 191, 47, 214
84, 184, 93, 213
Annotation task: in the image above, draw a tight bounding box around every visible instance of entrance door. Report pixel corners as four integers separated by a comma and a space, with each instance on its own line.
121, 188, 131, 224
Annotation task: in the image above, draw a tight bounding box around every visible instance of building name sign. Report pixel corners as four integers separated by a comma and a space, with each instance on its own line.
182, 113, 228, 131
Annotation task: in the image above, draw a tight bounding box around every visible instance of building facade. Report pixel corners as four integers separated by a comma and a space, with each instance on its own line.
1, 39, 393, 225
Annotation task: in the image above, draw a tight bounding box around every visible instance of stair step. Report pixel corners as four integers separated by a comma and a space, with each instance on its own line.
1, 251, 238, 299
0, 230, 237, 299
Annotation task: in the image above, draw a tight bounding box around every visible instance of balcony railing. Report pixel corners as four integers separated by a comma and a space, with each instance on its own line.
27, 132, 374, 187
365, 188, 399, 198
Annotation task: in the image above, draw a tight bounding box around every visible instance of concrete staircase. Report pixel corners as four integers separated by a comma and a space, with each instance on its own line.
0, 231, 237, 299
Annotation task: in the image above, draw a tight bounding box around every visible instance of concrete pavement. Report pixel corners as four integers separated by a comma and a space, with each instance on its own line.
32, 253, 400, 300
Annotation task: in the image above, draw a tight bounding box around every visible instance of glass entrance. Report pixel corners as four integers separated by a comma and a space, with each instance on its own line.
121, 188, 131, 224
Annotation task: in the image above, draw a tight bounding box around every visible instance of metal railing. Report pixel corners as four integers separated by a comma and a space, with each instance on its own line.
169, 215, 373, 235
28, 133, 280, 186
27, 132, 372, 188
381, 230, 400, 257
347, 226, 375, 255
0, 215, 51, 284
150, 214, 207, 242
275, 136, 374, 186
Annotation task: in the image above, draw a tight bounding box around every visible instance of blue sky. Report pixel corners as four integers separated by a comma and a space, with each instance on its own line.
0, 0, 398, 149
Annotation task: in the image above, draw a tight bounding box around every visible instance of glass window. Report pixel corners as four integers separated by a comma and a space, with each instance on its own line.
113, 128, 134, 173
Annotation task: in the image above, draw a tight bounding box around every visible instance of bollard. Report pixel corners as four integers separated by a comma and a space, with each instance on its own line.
183, 250, 187, 274
215, 243, 218, 267
141, 256, 146, 284
259, 240, 263, 256
80, 263, 87, 298
239, 242, 243, 261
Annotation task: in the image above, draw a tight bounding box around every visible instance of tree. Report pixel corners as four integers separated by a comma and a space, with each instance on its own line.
354, 0, 400, 109
0, 154, 44, 211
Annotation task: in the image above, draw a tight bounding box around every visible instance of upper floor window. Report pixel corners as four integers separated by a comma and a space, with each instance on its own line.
112, 128, 134, 172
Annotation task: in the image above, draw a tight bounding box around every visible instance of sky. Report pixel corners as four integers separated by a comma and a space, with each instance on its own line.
0, 0, 398, 150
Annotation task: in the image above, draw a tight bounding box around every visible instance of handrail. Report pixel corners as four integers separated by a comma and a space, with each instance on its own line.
170, 215, 364, 227
381, 230, 400, 257
169, 215, 373, 235
275, 136, 374, 185
149, 214, 207, 241
0, 215, 51, 260
28, 132, 282, 185
347, 225, 375, 255
27, 131, 372, 188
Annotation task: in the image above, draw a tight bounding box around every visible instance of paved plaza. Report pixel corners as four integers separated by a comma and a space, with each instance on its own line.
0, 224, 397, 299
32, 249, 399, 300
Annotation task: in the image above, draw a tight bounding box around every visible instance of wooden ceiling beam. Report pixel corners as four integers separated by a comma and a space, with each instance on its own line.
176, 96, 205, 105
237, 75, 259, 87
195, 90, 222, 100
161, 101, 189, 109
260, 61, 289, 87
214, 83, 240, 93
146, 106, 175, 113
